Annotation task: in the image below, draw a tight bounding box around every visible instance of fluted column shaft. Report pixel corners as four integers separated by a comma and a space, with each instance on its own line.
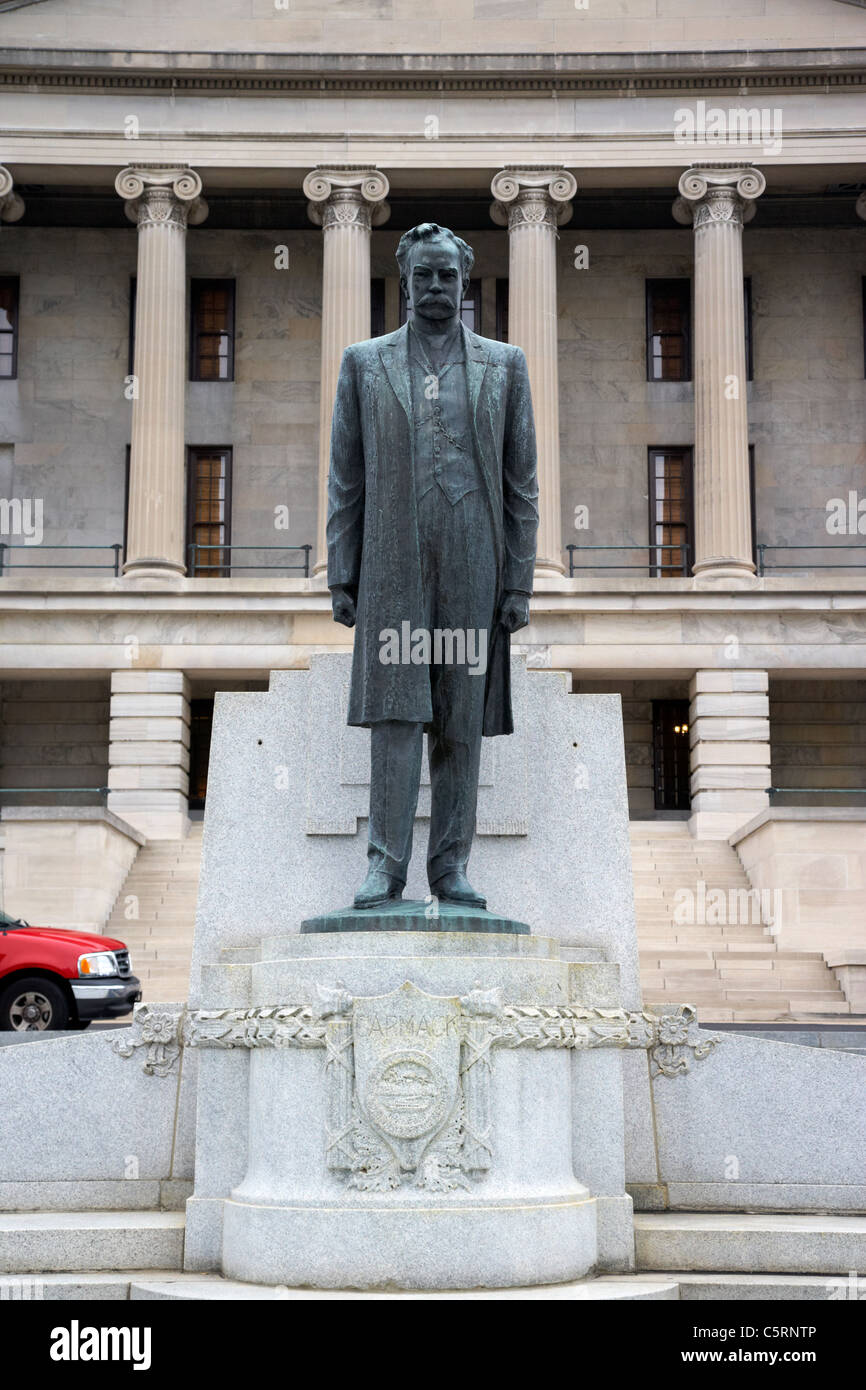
674, 166, 765, 585
116, 166, 207, 580
491, 168, 576, 579
305, 168, 390, 577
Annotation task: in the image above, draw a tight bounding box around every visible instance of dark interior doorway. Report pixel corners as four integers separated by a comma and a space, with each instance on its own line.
189, 698, 214, 810
652, 699, 691, 811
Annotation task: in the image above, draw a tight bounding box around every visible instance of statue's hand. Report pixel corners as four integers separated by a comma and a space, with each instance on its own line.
498, 591, 530, 634
331, 586, 356, 628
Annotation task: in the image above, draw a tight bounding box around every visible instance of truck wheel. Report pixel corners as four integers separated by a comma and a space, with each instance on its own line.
0, 977, 70, 1031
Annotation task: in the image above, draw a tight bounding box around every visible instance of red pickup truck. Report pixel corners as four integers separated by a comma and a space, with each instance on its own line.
0, 909, 141, 1031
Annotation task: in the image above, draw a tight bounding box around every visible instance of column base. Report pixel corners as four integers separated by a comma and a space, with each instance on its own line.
106, 793, 190, 842
688, 806, 769, 841
692, 560, 757, 590
122, 560, 186, 583
534, 559, 567, 581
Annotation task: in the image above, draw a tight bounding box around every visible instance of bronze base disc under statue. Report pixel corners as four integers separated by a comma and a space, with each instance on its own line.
300, 900, 530, 934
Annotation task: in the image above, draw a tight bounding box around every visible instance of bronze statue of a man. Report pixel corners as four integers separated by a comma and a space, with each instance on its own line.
327, 223, 538, 910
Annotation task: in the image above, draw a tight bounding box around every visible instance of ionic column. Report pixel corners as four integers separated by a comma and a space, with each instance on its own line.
0, 167, 25, 223
491, 167, 576, 580
305, 167, 390, 577
856, 191, 866, 224
673, 165, 765, 586
115, 165, 208, 581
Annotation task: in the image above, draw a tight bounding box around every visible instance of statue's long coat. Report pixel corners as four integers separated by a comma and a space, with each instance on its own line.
326, 321, 538, 735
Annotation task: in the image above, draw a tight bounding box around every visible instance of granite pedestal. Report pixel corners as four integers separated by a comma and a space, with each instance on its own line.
211, 930, 602, 1290
183, 654, 638, 1284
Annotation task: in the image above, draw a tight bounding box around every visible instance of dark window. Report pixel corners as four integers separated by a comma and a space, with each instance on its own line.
189, 698, 214, 809
186, 447, 232, 576
0, 276, 19, 378
652, 699, 691, 811
370, 278, 386, 337
744, 276, 754, 381
862, 278, 866, 377
495, 278, 509, 343
459, 280, 481, 333
190, 279, 235, 381
649, 445, 756, 576
646, 279, 691, 381
399, 277, 483, 329
648, 447, 694, 576
646, 277, 752, 383
128, 276, 136, 376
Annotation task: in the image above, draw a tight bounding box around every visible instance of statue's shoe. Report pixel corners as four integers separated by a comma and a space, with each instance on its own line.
429, 871, 487, 910
353, 869, 404, 910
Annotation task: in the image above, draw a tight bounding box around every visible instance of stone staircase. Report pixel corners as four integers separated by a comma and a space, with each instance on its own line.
632, 825, 849, 1022
104, 820, 850, 1021
104, 825, 203, 1003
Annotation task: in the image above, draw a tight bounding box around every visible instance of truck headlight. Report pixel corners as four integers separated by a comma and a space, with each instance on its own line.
78, 951, 119, 978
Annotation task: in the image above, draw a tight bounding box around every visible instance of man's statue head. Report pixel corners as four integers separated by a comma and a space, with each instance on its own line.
396, 223, 475, 327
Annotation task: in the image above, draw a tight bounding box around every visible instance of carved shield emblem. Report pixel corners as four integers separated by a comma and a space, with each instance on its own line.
352, 982, 462, 1172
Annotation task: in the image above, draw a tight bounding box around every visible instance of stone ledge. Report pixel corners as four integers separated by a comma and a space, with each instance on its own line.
730, 805, 866, 844
0, 803, 145, 845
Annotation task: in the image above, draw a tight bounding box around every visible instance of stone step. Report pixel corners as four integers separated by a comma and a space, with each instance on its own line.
122, 934, 196, 948
722, 1009, 838, 1022
114, 888, 193, 900
647, 989, 846, 1008
634, 1213, 866, 1275
0, 1271, 678, 1300
132, 951, 192, 964
614, 1272, 863, 1300
0, 1212, 185, 1274
125, 920, 195, 934
125, 1274, 680, 1301
639, 948, 829, 966
637, 931, 774, 944
673, 1272, 866, 1300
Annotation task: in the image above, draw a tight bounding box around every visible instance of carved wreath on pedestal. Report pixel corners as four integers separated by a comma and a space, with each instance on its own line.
116, 988, 720, 1193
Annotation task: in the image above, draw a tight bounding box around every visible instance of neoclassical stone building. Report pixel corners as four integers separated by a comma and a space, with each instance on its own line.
0, 0, 865, 1015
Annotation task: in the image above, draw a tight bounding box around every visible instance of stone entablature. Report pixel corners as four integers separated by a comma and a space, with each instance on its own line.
1, 580, 865, 676
1, 47, 865, 92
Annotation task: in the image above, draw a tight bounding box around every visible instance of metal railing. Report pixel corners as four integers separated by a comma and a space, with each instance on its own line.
756, 544, 866, 576
767, 786, 866, 802
566, 543, 866, 579
566, 543, 689, 576
0, 544, 123, 576
187, 543, 312, 578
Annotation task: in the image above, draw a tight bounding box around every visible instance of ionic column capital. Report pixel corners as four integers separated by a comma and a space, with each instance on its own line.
115, 165, 209, 230
672, 165, 765, 229
0, 166, 25, 223
490, 167, 577, 231
303, 167, 391, 231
